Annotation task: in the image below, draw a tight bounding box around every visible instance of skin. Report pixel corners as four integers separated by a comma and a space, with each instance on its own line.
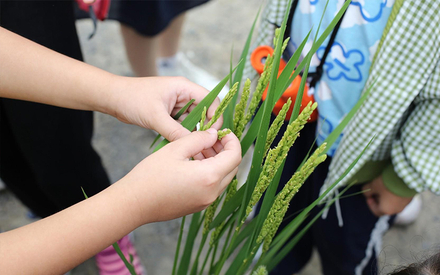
0, 27, 242, 275
362, 176, 413, 217
120, 13, 186, 77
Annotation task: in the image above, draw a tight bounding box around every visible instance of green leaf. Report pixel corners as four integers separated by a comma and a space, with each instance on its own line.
222, 7, 261, 130
177, 212, 202, 275
238, 0, 293, 228
172, 216, 186, 275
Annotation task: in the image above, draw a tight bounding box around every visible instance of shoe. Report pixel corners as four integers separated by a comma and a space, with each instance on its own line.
157, 52, 229, 100
394, 194, 422, 226
96, 234, 146, 275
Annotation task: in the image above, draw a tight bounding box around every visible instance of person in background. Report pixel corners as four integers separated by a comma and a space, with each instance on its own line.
105, 0, 222, 92
246, 0, 440, 274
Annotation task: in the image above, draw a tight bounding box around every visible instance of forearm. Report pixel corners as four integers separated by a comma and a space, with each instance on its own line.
0, 180, 142, 275
0, 27, 118, 114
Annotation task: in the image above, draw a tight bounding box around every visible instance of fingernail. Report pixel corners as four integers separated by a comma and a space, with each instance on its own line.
206, 128, 217, 135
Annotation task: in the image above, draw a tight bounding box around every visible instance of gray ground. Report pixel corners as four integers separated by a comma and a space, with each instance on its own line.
1, 0, 439, 274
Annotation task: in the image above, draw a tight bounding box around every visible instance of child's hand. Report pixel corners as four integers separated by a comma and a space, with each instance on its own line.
110, 76, 222, 142
119, 129, 241, 224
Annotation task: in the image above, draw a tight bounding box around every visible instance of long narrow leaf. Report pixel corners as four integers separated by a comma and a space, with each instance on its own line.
222, 7, 261, 130
177, 212, 202, 275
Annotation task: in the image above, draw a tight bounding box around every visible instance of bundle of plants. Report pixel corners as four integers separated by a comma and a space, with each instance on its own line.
115, 0, 372, 274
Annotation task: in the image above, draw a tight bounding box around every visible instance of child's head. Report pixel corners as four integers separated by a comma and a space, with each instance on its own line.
389, 252, 440, 275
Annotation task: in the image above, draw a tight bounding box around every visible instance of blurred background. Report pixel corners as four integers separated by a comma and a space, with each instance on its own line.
1, 0, 439, 274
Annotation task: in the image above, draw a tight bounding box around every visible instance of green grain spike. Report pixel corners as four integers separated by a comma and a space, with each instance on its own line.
264, 98, 292, 158
202, 82, 239, 131
203, 197, 221, 235
282, 37, 290, 53
200, 106, 207, 129
244, 54, 274, 125
217, 129, 232, 140
244, 102, 317, 221
210, 179, 238, 246
234, 78, 251, 139
258, 142, 327, 252
252, 266, 268, 275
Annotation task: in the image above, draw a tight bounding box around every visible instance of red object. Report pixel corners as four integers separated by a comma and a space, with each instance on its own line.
76, 0, 110, 21
250, 45, 317, 122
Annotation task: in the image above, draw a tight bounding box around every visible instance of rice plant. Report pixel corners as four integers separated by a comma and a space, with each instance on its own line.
147, 1, 372, 274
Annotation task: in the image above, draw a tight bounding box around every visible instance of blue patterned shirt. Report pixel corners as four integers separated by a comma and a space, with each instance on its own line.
287, 0, 393, 156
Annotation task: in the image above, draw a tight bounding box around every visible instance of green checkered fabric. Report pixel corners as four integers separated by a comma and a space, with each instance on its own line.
245, 0, 440, 196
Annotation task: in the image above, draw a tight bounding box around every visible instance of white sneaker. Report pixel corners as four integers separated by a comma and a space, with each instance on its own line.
394, 194, 422, 226
157, 52, 229, 100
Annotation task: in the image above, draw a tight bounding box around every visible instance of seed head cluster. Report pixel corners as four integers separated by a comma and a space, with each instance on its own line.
203, 196, 221, 236
245, 55, 273, 126
202, 82, 239, 131
258, 142, 327, 252
264, 98, 291, 158
252, 266, 268, 275
244, 102, 317, 220
234, 78, 251, 139
209, 179, 238, 246
218, 128, 232, 140
200, 106, 207, 129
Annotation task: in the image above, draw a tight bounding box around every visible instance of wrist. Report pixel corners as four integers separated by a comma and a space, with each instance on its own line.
113, 173, 157, 227
96, 74, 126, 117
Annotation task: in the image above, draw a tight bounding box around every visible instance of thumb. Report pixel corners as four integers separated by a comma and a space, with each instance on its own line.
169, 129, 218, 159
153, 114, 191, 142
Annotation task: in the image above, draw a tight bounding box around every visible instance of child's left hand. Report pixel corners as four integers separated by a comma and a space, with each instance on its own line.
109, 76, 222, 142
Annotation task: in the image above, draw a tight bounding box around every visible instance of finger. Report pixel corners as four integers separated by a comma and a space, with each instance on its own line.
219, 167, 239, 193
169, 129, 218, 159
202, 132, 241, 176
176, 79, 214, 108
212, 140, 224, 154
200, 148, 218, 159
152, 111, 191, 142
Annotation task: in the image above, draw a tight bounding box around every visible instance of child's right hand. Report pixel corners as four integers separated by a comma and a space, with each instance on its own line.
118, 129, 241, 225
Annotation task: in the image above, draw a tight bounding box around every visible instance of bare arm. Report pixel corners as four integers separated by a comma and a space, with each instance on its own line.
0, 27, 241, 274
0, 27, 222, 141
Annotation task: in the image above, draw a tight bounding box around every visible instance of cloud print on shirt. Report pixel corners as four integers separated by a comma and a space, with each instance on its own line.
299, 0, 319, 14
337, 0, 393, 28
317, 41, 365, 82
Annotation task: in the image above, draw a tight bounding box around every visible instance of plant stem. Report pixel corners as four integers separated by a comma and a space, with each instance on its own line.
220, 222, 235, 260
172, 216, 186, 275
199, 245, 213, 275
208, 243, 218, 275
191, 233, 208, 274
213, 225, 242, 275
